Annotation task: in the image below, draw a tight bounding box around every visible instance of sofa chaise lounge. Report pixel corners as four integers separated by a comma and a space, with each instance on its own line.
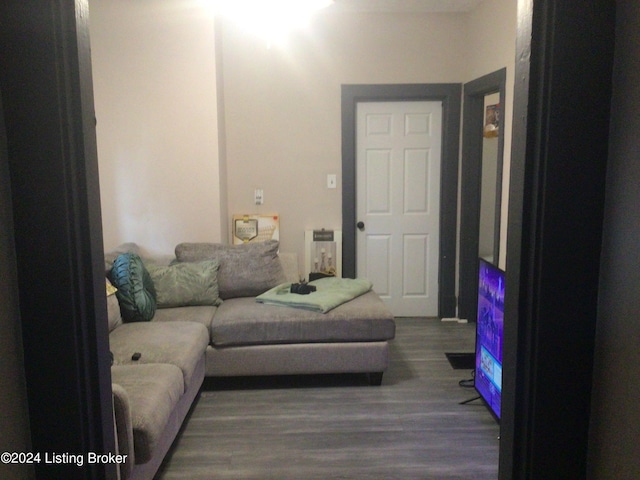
105, 240, 395, 480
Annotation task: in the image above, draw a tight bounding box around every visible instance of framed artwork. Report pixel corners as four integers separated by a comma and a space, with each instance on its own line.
232, 214, 279, 244
304, 229, 342, 280
484, 103, 500, 138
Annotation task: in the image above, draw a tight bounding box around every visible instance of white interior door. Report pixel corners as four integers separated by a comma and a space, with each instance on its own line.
356, 101, 442, 317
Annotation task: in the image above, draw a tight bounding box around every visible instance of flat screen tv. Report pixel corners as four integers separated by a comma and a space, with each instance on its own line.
475, 258, 505, 421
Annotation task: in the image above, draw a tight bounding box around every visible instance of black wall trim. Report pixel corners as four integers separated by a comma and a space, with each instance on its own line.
341, 84, 461, 318
500, 1, 615, 478
458, 68, 506, 321
0, 1, 115, 478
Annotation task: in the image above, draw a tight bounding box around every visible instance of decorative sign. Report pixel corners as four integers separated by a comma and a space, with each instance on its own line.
234, 217, 258, 243
484, 103, 500, 138
305, 230, 342, 280
232, 214, 279, 244
313, 229, 334, 242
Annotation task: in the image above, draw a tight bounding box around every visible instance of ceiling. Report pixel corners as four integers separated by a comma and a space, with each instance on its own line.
331, 0, 485, 13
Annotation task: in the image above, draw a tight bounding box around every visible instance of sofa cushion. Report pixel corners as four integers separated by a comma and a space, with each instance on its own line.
210, 291, 396, 347
105, 278, 123, 332
110, 253, 157, 322
111, 364, 184, 464
109, 321, 209, 390
111, 383, 134, 476
107, 293, 123, 333
151, 305, 218, 331
174, 240, 285, 300
146, 259, 223, 308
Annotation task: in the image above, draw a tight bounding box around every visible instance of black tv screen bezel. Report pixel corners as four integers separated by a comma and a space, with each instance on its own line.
474, 257, 504, 423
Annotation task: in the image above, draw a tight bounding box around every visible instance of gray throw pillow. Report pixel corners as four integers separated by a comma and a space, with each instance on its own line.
146, 259, 223, 308
174, 240, 285, 299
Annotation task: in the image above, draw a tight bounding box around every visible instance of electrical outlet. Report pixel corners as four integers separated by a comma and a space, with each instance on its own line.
254, 189, 264, 205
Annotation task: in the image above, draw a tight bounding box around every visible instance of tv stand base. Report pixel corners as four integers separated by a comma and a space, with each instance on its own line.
459, 395, 481, 405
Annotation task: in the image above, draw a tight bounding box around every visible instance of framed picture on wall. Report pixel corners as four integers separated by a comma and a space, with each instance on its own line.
304, 229, 342, 280
484, 103, 500, 138
232, 214, 279, 244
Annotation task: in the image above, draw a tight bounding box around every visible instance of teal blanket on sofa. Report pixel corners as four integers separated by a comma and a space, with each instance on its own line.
256, 277, 373, 314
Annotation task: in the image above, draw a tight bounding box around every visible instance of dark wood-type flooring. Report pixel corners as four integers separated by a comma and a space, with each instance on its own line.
156, 318, 499, 479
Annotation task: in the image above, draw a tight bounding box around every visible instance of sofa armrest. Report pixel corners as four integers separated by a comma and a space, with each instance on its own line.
112, 383, 134, 480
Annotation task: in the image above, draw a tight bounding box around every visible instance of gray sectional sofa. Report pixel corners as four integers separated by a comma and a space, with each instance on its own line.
104, 240, 395, 480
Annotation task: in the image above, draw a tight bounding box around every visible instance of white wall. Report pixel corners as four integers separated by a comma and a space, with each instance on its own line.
465, 0, 517, 269
479, 93, 500, 261
90, 0, 223, 256
222, 11, 466, 262
90, 0, 516, 270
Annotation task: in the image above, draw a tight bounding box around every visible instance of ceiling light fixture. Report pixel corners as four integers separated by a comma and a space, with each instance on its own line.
212, 0, 334, 47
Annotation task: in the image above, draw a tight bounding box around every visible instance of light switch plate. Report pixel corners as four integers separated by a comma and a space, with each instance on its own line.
254, 189, 264, 205
327, 174, 337, 189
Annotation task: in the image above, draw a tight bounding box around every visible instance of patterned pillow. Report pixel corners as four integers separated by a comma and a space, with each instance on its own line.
109, 253, 157, 322
174, 240, 285, 299
106, 277, 118, 297
146, 259, 222, 308
105, 278, 122, 332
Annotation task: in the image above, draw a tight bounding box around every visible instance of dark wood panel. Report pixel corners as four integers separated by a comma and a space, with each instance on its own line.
0, 1, 115, 478
157, 319, 499, 479
500, 2, 615, 479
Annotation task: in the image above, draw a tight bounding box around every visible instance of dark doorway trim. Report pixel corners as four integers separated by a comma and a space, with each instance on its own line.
0, 1, 116, 478
341, 84, 461, 318
499, 1, 615, 478
458, 68, 506, 321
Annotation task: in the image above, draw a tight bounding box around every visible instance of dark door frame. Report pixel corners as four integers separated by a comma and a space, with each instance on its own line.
341, 84, 461, 318
458, 68, 506, 321
499, 1, 615, 478
0, 1, 116, 478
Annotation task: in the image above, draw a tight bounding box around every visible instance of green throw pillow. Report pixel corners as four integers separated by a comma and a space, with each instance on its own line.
146, 259, 223, 308
110, 253, 157, 322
